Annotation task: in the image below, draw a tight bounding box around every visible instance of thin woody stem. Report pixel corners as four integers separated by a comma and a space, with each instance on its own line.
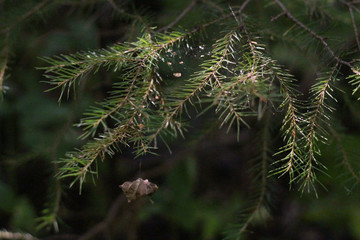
159, 0, 197, 32
349, 7, 360, 52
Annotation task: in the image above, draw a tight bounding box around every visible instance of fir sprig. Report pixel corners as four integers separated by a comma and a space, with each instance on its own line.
39, 0, 359, 222
271, 67, 304, 184
297, 66, 339, 193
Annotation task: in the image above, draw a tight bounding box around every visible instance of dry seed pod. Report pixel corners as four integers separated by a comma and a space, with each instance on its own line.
119, 178, 158, 203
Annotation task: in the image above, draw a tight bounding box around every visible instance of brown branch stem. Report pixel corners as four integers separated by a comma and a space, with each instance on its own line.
78, 195, 125, 240
349, 7, 360, 52
340, 0, 360, 14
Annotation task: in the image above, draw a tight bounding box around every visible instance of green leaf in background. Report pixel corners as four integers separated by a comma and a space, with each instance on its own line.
0, 181, 16, 214
10, 198, 37, 233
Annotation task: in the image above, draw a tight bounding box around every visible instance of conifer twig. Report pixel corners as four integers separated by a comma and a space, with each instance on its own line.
273, 0, 360, 76
272, 68, 302, 181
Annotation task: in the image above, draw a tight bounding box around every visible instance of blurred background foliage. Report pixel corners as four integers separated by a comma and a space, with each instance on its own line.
1, 0, 360, 239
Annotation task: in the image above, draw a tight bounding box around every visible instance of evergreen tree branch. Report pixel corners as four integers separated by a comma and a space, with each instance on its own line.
273, 0, 360, 77
210, 29, 251, 126
79, 64, 144, 138
142, 29, 243, 152
41, 47, 141, 101
272, 67, 303, 183
298, 65, 339, 193
56, 121, 139, 190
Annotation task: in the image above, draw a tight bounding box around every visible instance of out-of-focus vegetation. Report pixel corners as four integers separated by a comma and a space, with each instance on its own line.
1, 0, 360, 240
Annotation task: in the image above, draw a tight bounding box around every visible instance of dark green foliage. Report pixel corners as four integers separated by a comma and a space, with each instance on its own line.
1, 0, 360, 239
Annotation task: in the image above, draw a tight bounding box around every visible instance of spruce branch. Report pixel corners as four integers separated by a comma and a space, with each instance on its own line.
297, 66, 339, 193
56, 122, 138, 191
211, 29, 276, 137
271, 67, 304, 184
79, 64, 144, 139
42, 29, 201, 102
273, 0, 360, 78
40, 46, 141, 101
139, 28, 243, 152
